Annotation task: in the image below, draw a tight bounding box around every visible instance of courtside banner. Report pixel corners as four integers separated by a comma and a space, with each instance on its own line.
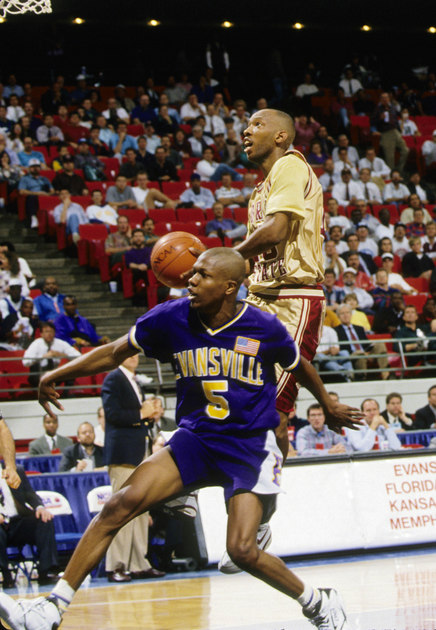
198, 455, 436, 563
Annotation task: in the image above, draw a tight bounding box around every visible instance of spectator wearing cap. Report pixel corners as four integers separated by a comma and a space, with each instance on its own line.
53, 189, 89, 245
392, 222, 411, 259
130, 94, 157, 125
0, 279, 26, 321
331, 169, 361, 207
52, 155, 87, 196
109, 121, 138, 157
402, 237, 434, 279
341, 267, 374, 312
73, 139, 105, 180
381, 253, 417, 294
36, 114, 64, 146
179, 173, 215, 209
17, 159, 53, 228
383, 170, 410, 204
102, 97, 130, 126
17, 136, 47, 169
421, 130, 436, 167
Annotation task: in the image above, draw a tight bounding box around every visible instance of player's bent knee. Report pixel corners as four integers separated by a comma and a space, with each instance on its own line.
98, 488, 146, 528
226, 540, 259, 569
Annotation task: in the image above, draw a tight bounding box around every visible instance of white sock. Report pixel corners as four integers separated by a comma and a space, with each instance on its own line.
49, 578, 76, 615
297, 583, 320, 609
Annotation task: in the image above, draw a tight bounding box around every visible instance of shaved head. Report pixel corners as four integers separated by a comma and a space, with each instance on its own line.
264, 109, 295, 148
199, 248, 246, 287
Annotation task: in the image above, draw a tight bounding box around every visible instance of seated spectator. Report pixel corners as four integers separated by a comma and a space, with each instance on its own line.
316, 126, 335, 157
399, 108, 420, 137
96, 114, 114, 147
327, 224, 349, 255
50, 144, 70, 171
35, 114, 64, 146
374, 237, 400, 270
400, 193, 433, 224
179, 173, 215, 209
143, 121, 162, 154
102, 97, 130, 126
0, 465, 60, 588
135, 135, 156, 171
315, 325, 353, 382
322, 268, 345, 312
323, 240, 346, 277
383, 169, 410, 204
421, 130, 436, 167
141, 218, 159, 247
17, 159, 53, 228
204, 103, 226, 137
343, 293, 371, 330
205, 201, 247, 241
180, 93, 206, 124
164, 75, 188, 106
356, 224, 377, 257
0, 278, 26, 320
391, 222, 411, 258
106, 175, 137, 210
0, 242, 33, 289
414, 384, 436, 430
295, 73, 320, 99
335, 304, 389, 379
81, 97, 100, 124
350, 200, 380, 237
114, 85, 135, 114
0, 250, 29, 298
318, 158, 340, 193
370, 269, 399, 310
394, 304, 431, 367
172, 128, 192, 158
332, 148, 359, 179
187, 125, 215, 158
345, 399, 402, 451
52, 155, 87, 196
332, 134, 359, 166
381, 392, 414, 431
17, 136, 47, 169
374, 209, 394, 242
160, 134, 183, 170
196, 147, 242, 182
408, 171, 433, 204
372, 291, 405, 334
109, 121, 138, 157
55, 295, 109, 348
405, 208, 428, 237
241, 173, 255, 203
88, 125, 111, 157
119, 148, 143, 183
86, 189, 118, 226
294, 115, 320, 148
124, 228, 153, 304
305, 140, 326, 167
131, 94, 156, 125
147, 146, 179, 182
331, 169, 360, 207
401, 237, 434, 279
132, 172, 178, 210
63, 112, 89, 147
215, 173, 246, 208
28, 414, 73, 455
0, 295, 36, 350
59, 422, 105, 472
358, 147, 390, 180
73, 139, 105, 181
421, 221, 436, 259
0, 152, 21, 194
33, 276, 64, 321
286, 405, 308, 440
296, 404, 348, 457
342, 233, 377, 276
105, 215, 131, 265
357, 167, 382, 205
53, 189, 88, 245
339, 68, 363, 97
23, 321, 80, 387
341, 267, 374, 311
381, 253, 416, 293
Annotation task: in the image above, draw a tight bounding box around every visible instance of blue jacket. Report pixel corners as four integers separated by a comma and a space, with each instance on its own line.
54, 312, 100, 346
33, 293, 65, 322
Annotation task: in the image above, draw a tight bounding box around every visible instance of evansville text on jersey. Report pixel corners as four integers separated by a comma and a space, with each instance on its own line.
173, 347, 264, 386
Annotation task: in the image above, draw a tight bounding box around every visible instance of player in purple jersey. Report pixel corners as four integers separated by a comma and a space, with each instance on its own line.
0, 249, 361, 630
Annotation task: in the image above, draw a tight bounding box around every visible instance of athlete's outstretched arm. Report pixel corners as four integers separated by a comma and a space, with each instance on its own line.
38, 335, 137, 417
292, 357, 363, 434
234, 212, 290, 259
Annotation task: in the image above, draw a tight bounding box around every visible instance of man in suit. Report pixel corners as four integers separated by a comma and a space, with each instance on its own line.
335, 303, 389, 380
0, 466, 59, 588
59, 423, 105, 472
28, 414, 73, 456
381, 392, 415, 431
414, 385, 436, 430
102, 355, 165, 582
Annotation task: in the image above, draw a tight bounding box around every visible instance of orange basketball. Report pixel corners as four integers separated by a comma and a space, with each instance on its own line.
151, 231, 206, 289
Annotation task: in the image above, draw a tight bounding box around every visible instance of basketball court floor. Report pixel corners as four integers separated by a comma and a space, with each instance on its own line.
7, 546, 435, 629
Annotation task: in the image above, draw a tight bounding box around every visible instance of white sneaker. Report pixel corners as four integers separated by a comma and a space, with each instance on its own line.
218, 522, 272, 574
30, 216, 39, 229
303, 588, 350, 629
0, 594, 61, 630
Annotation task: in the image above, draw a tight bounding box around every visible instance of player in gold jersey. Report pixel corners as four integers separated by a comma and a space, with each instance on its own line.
235, 108, 325, 458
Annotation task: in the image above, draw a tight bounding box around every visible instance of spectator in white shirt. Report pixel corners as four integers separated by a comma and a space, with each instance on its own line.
132, 172, 178, 210
400, 193, 433, 224
380, 253, 416, 294
342, 267, 374, 311
345, 398, 402, 452
339, 69, 363, 97
358, 147, 391, 180
295, 73, 320, 98
331, 135, 359, 165
399, 109, 420, 136
325, 198, 351, 232
356, 224, 378, 257
357, 168, 382, 205
315, 325, 353, 381
327, 224, 349, 256
215, 173, 245, 209
391, 223, 411, 258
421, 221, 436, 259
383, 169, 410, 204
102, 97, 129, 124
196, 147, 242, 182
86, 190, 118, 227
318, 158, 340, 192
53, 190, 88, 244
204, 104, 226, 137
180, 94, 206, 123
332, 169, 361, 207
5, 95, 25, 123
374, 208, 394, 241
333, 148, 359, 179
407, 172, 430, 204
179, 173, 215, 209
188, 125, 214, 158
421, 130, 436, 167
323, 240, 346, 277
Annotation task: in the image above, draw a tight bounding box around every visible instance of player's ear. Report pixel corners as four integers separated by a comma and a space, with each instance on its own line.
275, 129, 288, 147
225, 280, 238, 295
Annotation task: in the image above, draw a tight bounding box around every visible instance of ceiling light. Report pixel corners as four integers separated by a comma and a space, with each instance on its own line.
292, 22, 304, 30
147, 19, 160, 26
428, 26, 436, 34
73, 17, 85, 24
361, 24, 372, 31
0, 17, 6, 23
221, 21, 233, 28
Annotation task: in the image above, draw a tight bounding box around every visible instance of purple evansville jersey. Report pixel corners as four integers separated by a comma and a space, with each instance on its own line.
128, 298, 300, 434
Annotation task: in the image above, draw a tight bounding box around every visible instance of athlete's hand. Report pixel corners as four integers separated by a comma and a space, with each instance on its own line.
2, 466, 21, 489
324, 403, 364, 434
38, 372, 64, 418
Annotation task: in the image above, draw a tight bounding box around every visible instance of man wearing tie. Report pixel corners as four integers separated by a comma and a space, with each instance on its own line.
28, 414, 73, 456
101, 355, 165, 582
33, 277, 65, 322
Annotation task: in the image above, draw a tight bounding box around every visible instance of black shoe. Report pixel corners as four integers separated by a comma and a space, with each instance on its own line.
130, 568, 166, 579
107, 570, 132, 583
2, 569, 15, 589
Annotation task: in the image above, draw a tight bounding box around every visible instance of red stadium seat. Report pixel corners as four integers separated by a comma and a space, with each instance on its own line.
154, 221, 170, 236
99, 157, 120, 180
77, 224, 108, 266
127, 124, 144, 136
161, 182, 189, 198
403, 294, 428, 313
177, 168, 194, 181
148, 208, 176, 223
233, 207, 248, 223
118, 209, 147, 227
176, 207, 205, 222
205, 207, 233, 220
170, 221, 203, 236
404, 277, 430, 293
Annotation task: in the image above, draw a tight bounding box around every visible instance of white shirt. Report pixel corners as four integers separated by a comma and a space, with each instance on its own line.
0, 477, 19, 520
188, 135, 214, 158
358, 156, 391, 178
387, 272, 415, 293
374, 224, 394, 240
319, 172, 340, 192
421, 235, 436, 259
0, 296, 22, 319
332, 146, 359, 165
333, 160, 359, 179
180, 102, 206, 121
6, 105, 25, 122
400, 119, 418, 136
317, 326, 340, 354
343, 285, 374, 310
215, 185, 243, 208
102, 106, 129, 121
412, 183, 428, 203
86, 204, 118, 226
328, 215, 351, 232
204, 115, 226, 136
422, 140, 436, 166
119, 365, 143, 404
383, 182, 410, 202
345, 423, 401, 452
195, 159, 218, 181
357, 237, 378, 257
339, 77, 363, 97
23, 337, 80, 368
322, 253, 346, 277
357, 181, 382, 204
331, 180, 362, 206
295, 83, 319, 98
392, 236, 411, 258
400, 207, 432, 224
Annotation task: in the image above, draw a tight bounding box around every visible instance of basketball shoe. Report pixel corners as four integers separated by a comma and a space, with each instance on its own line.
302, 588, 350, 629
0, 593, 61, 630
218, 522, 272, 574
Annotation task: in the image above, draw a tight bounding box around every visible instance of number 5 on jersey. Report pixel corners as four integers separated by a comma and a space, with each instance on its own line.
202, 380, 229, 420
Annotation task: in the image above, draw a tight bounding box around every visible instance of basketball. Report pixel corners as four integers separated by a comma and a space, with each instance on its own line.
151, 231, 206, 289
